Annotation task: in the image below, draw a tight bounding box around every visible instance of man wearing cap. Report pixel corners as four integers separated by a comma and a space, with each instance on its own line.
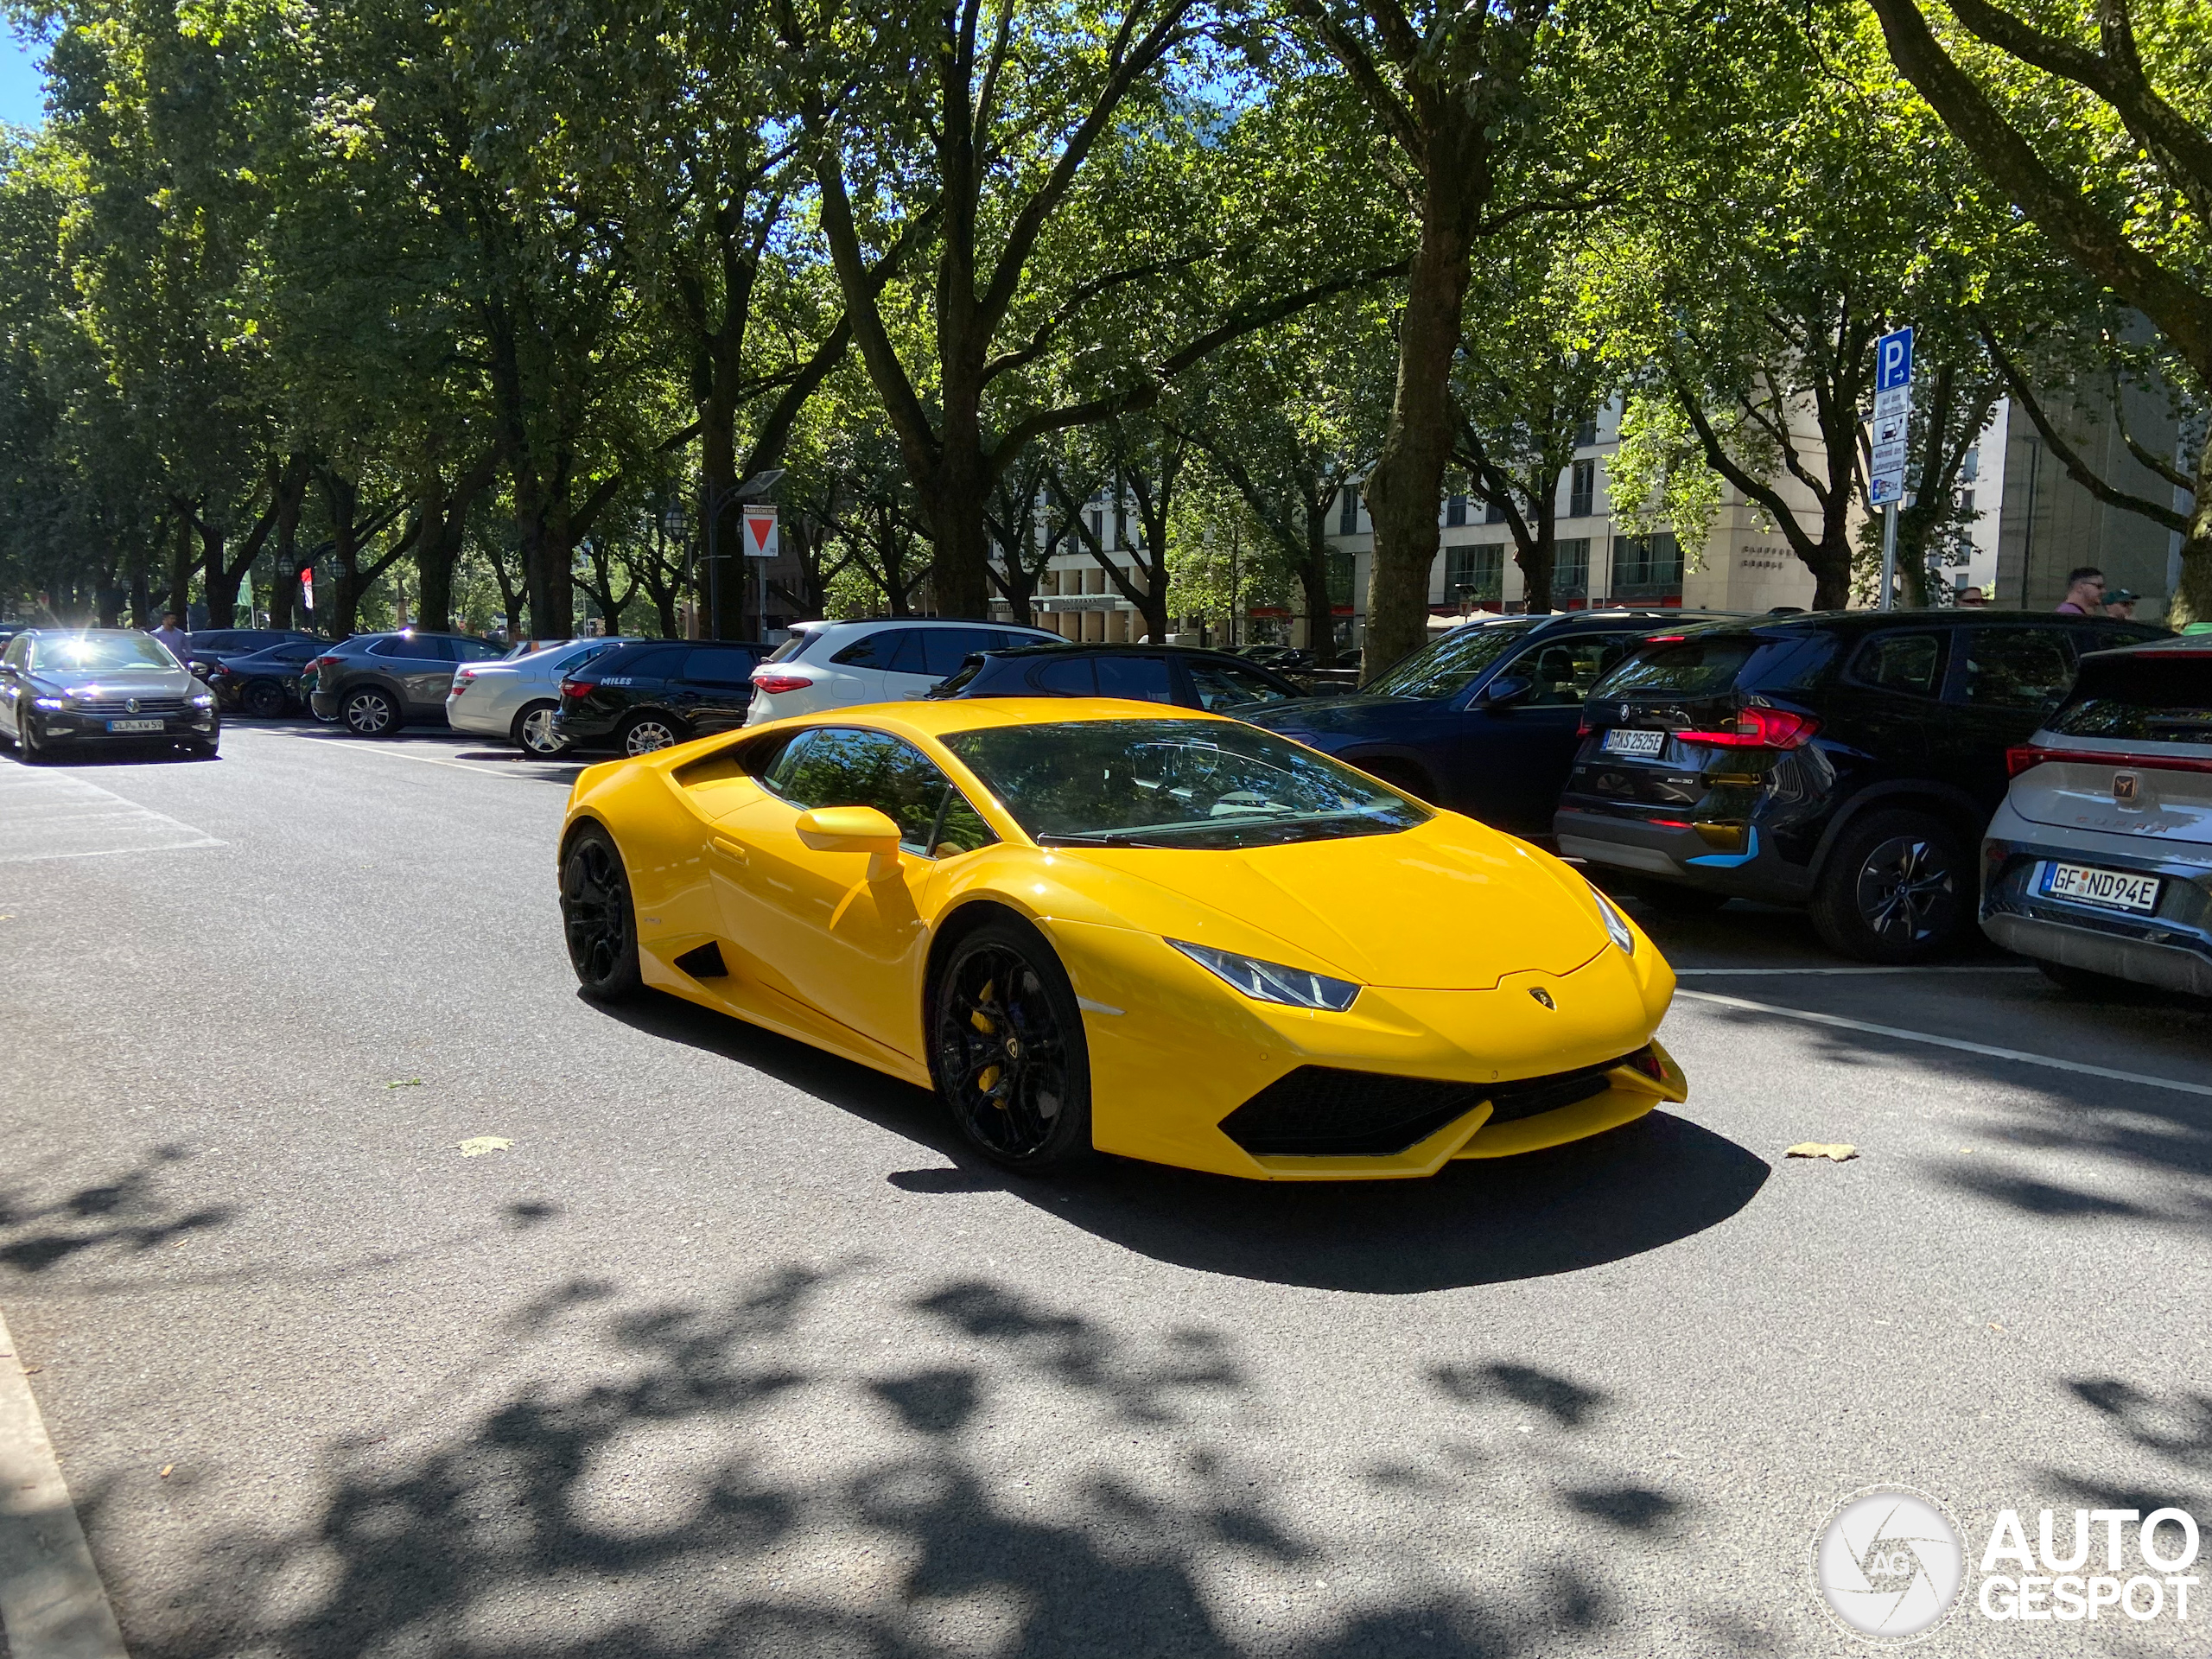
2104, 588, 2139, 620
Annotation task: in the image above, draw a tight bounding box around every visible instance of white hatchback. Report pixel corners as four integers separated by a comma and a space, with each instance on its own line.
447, 637, 642, 753
744, 619, 1062, 726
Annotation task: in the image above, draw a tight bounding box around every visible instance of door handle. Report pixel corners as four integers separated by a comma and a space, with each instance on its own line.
712, 836, 747, 865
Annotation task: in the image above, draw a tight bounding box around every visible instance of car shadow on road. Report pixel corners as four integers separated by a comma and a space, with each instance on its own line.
596, 989, 1770, 1295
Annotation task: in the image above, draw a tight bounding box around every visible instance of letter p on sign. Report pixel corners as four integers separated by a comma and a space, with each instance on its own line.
1877, 326, 1914, 392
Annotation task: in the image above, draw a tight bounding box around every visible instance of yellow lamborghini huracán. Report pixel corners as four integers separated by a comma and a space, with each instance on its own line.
557, 699, 1686, 1179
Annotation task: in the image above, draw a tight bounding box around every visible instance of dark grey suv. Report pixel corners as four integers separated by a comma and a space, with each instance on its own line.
309, 632, 506, 736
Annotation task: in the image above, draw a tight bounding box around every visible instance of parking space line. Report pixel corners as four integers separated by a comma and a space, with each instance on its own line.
263, 731, 571, 781
1677, 988, 2212, 1097
0, 768, 222, 864
0, 1304, 130, 1659
1675, 966, 2039, 976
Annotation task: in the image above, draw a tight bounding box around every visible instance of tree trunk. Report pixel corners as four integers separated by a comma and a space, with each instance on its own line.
1300, 502, 1337, 663
1363, 194, 1475, 678
2179, 434, 2212, 626
164, 511, 195, 624
416, 473, 459, 634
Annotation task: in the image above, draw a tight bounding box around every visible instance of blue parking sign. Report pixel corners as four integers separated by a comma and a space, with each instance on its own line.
1876, 327, 1914, 392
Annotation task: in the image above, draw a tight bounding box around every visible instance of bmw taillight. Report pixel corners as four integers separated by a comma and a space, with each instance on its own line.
750, 671, 812, 695
1679, 706, 1820, 750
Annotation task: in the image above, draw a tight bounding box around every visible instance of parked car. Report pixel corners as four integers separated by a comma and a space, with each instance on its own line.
553, 639, 772, 755
927, 643, 1309, 711
308, 631, 508, 735
185, 626, 318, 668
0, 628, 219, 759
1239, 610, 1729, 836
447, 636, 643, 754
1554, 609, 2167, 962
206, 636, 328, 716
1980, 636, 2210, 996
743, 619, 1065, 726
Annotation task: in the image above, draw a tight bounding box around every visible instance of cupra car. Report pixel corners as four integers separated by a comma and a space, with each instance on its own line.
556, 700, 1688, 1179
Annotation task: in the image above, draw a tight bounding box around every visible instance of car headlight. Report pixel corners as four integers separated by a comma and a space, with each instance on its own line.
190, 692, 214, 707
1588, 881, 1636, 956
1166, 938, 1360, 1012
32, 696, 67, 710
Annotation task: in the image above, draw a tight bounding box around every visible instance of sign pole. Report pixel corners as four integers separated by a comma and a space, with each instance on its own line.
1869, 324, 1914, 613
1878, 502, 1899, 613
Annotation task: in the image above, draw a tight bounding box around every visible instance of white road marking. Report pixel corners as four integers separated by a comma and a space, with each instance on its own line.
1677, 988, 2212, 1097
0, 767, 222, 864
265, 731, 571, 780
0, 1304, 131, 1659
1674, 966, 2039, 976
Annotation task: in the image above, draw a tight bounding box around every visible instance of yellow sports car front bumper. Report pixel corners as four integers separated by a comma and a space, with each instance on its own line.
1046, 919, 1686, 1180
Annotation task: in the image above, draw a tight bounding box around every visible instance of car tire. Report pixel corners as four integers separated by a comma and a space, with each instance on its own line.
929, 914, 1095, 1173
342, 685, 400, 738
619, 714, 685, 756
1810, 809, 1969, 963
18, 712, 48, 763
560, 823, 641, 1001
242, 679, 287, 718
512, 700, 569, 756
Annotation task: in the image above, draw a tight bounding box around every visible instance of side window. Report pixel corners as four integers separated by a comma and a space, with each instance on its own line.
554, 642, 606, 671
1848, 632, 1945, 697
1029, 656, 1097, 695
3, 637, 25, 668
932, 792, 998, 858
764, 727, 988, 855
1510, 637, 1630, 707
881, 631, 931, 674
367, 636, 416, 658
1957, 627, 2075, 710
1185, 659, 1274, 709
683, 646, 761, 684
830, 629, 903, 670
1100, 656, 1179, 702
607, 645, 685, 679
452, 638, 504, 662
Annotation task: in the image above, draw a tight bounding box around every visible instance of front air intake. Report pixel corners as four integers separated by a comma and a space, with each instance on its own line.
1217, 1049, 1651, 1157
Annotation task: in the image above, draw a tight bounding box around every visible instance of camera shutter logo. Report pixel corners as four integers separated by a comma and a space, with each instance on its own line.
1814, 1486, 1966, 1642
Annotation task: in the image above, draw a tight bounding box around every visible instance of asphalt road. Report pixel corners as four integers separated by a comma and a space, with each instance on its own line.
2, 721, 2208, 1659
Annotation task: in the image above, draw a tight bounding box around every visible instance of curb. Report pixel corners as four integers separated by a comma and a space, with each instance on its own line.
0, 1304, 129, 1659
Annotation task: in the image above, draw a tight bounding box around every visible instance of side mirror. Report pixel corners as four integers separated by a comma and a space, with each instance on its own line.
795, 805, 903, 880
1480, 674, 1535, 709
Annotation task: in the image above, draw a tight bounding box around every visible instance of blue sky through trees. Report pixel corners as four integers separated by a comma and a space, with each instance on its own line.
2, 29, 45, 127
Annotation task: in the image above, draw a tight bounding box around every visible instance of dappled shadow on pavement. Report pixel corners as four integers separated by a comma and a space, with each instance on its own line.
598, 990, 1770, 1294
121, 1267, 1726, 1659
0, 1144, 233, 1274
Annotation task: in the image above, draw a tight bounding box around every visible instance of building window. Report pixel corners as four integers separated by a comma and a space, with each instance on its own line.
1086, 508, 1103, 547
1612, 532, 1683, 600
1445, 543, 1503, 603
1484, 498, 1506, 525
1327, 550, 1355, 604
1446, 493, 1467, 527
1568, 460, 1596, 519
1961, 448, 1980, 481
1575, 413, 1599, 448
1554, 537, 1590, 598
1338, 486, 1360, 536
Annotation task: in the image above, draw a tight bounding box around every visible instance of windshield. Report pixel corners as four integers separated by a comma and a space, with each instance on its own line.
942, 719, 1430, 849
1363, 621, 1531, 699
30, 634, 177, 672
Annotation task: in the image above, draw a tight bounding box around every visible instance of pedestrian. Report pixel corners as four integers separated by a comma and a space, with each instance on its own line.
2055, 567, 2106, 614
2104, 588, 2139, 620
149, 611, 192, 665
1960, 585, 1987, 607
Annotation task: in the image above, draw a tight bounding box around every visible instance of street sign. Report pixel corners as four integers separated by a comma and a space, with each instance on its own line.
741, 505, 778, 560
1869, 326, 1914, 507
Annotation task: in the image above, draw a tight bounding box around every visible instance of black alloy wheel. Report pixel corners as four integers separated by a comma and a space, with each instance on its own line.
1811, 810, 1966, 964
18, 709, 48, 763
242, 679, 287, 718
560, 824, 641, 1000
930, 918, 1093, 1171
620, 715, 683, 756
343, 685, 400, 738
513, 701, 569, 756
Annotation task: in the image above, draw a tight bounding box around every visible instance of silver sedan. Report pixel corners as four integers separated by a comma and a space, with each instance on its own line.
445, 638, 640, 754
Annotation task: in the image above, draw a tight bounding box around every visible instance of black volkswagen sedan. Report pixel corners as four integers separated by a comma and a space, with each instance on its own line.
552, 640, 768, 754
1239, 610, 1730, 836
0, 628, 220, 760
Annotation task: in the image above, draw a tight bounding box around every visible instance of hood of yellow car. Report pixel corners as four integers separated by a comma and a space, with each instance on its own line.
1052, 817, 1609, 989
